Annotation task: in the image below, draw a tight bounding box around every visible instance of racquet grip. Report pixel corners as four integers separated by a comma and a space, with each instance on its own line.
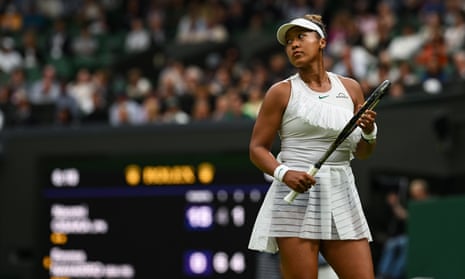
284, 190, 299, 203
283, 166, 319, 204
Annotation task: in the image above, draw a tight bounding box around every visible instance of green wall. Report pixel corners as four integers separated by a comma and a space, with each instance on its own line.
408, 195, 465, 279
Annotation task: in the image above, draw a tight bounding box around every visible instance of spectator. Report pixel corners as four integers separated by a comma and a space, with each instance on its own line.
281, 0, 312, 20
191, 98, 211, 122
175, 0, 209, 44
222, 90, 252, 121
28, 64, 61, 105
376, 1, 396, 33
67, 68, 96, 116
124, 17, 151, 54
21, 2, 48, 31
0, 37, 23, 74
78, 0, 105, 25
242, 86, 264, 119
161, 96, 190, 124
211, 94, 229, 121
140, 94, 162, 124
158, 59, 186, 97
451, 50, 465, 81
376, 178, 431, 279
387, 22, 423, 61
72, 24, 99, 57
396, 60, 420, 87
388, 80, 407, 99
81, 1, 109, 36
252, 61, 273, 91
7, 67, 29, 93
37, 0, 66, 19
331, 43, 376, 81
353, 0, 379, 46
18, 29, 44, 73
46, 18, 72, 60
54, 101, 76, 126
326, 10, 352, 58
418, 10, 443, 44
146, 5, 166, 47
419, 0, 445, 21
0, 3, 23, 32
209, 66, 233, 96
125, 67, 152, 101
9, 89, 36, 127
203, 2, 229, 43
81, 69, 109, 124
178, 65, 206, 114
54, 81, 80, 126
365, 51, 399, 90
444, 9, 465, 54
415, 28, 451, 89
81, 89, 108, 124
267, 53, 292, 86
91, 68, 110, 101
123, 0, 146, 26
415, 26, 448, 70
365, 3, 395, 56
236, 68, 255, 97
108, 91, 143, 126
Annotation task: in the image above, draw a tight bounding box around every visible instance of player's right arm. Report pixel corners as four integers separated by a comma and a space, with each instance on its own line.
249, 81, 289, 175
249, 81, 315, 193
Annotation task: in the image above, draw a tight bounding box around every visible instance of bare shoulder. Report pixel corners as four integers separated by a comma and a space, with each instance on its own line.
335, 74, 364, 106
254, 79, 291, 119
264, 80, 291, 106
336, 75, 363, 94
268, 80, 291, 96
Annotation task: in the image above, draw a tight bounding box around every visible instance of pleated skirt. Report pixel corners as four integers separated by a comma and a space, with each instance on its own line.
248, 164, 372, 253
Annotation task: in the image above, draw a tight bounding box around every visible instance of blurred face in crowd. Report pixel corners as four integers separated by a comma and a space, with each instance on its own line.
409, 179, 429, 201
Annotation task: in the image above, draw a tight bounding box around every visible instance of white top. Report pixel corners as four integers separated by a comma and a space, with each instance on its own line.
279, 72, 360, 170
248, 72, 372, 253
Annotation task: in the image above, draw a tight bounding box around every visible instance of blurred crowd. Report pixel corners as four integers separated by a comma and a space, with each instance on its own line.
0, 0, 465, 129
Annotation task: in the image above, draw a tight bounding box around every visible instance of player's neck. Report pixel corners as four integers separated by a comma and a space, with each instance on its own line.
299, 71, 330, 92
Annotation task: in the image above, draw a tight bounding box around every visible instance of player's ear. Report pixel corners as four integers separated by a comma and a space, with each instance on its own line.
319, 38, 326, 49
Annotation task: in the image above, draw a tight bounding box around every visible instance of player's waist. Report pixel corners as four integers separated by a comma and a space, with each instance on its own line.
278, 148, 351, 167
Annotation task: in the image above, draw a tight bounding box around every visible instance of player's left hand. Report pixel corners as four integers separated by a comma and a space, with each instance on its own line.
357, 107, 376, 134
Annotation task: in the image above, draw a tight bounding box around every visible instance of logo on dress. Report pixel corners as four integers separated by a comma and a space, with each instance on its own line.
318, 95, 329, 99
336, 92, 348, 99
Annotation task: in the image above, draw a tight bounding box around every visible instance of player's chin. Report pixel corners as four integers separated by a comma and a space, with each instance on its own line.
290, 59, 305, 68
290, 56, 310, 68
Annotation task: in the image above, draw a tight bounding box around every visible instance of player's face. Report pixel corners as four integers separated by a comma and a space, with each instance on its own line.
284, 26, 325, 68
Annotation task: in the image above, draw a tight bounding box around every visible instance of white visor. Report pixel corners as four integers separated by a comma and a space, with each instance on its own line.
276, 18, 325, 45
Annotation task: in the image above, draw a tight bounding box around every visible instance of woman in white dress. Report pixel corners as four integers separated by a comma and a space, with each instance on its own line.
248, 14, 378, 279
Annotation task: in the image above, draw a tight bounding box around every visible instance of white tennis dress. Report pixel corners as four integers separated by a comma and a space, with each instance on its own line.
248, 72, 372, 253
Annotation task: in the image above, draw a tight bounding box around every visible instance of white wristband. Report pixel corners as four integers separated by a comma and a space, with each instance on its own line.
273, 164, 289, 182
361, 123, 377, 140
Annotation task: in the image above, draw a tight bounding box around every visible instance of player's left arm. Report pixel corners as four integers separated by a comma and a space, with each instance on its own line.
340, 76, 377, 159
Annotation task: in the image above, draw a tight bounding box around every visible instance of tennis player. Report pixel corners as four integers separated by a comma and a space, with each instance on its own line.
248, 14, 378, 279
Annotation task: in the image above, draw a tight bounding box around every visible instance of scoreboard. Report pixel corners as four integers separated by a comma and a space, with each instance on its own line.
38, 152, 272, 279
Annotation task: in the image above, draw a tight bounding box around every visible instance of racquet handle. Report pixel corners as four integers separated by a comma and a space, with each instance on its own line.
283, 166, 319, 204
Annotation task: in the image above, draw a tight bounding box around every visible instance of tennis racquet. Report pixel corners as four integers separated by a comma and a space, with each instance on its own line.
284, 79, 392, 203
